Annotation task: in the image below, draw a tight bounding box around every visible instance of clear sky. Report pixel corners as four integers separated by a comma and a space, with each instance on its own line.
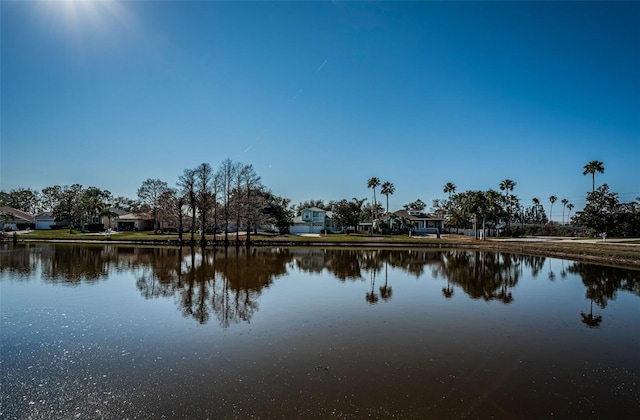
2, 1, 639, 221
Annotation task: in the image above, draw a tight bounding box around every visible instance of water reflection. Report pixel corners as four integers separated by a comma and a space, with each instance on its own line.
2, 244, 638, 329
567, 261, 640, 328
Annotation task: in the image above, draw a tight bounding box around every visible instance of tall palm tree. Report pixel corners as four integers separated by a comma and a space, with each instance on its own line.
443, 182, 456, 199
499, 179, 516, 233
583, 160, 604, 193
567, 203, 574, 223
381, 181, 395, 227
367, 177, 381, 227
561, 198, 568, 225
532, 197, 540, 223
443, 182, 456, 232
549, 195, 557, 223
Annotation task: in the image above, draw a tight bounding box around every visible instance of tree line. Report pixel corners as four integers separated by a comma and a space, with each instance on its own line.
2, 159, 639, 238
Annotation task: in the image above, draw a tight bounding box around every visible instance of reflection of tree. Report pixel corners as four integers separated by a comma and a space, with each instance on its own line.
433, 251, 520, 304
365, 268, 379, 304
136, 247, 184, 299
379, 262, 393, 301
568, 261, 640, 328
581, 299, 603, 328
568, 262, 640, 308
0, 244, 40, 280
328, 249, 365, 281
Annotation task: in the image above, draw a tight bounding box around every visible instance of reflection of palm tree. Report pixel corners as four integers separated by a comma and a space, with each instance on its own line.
442, 277, 454, 298
548, 259, 555, 281
365, 268, 379, 304
581, 299, 603, 328
379, 262, 393, 301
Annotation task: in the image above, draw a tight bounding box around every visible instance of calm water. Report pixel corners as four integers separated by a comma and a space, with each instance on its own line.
1, 244, 638, 419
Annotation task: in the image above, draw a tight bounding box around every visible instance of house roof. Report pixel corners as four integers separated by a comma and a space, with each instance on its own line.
389, 209, 444, 221
117, 212, 153, 221
0, 206, 34, 223
110, 208, 129, 216
34, 211, 55, 220
302, 207, 328, 212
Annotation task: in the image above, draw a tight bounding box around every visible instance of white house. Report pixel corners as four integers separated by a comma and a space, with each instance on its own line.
34, 212, 57, 230
385, 209, 445, 234
290, 207, 342, 234
116, 212, 154, 231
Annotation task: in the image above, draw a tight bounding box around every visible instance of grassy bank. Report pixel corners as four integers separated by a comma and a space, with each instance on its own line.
8, 230, 640, 269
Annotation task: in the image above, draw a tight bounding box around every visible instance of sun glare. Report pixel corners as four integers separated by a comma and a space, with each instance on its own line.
37, 0, 134, 46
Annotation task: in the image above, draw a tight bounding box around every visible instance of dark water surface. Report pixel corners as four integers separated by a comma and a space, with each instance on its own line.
1, 244, 638, 419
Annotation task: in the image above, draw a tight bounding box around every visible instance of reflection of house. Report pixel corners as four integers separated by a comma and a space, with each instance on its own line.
290, 207, 342, 234
386, 209, 444, 234
0, 206, 35, 230
116, 213, 154, 231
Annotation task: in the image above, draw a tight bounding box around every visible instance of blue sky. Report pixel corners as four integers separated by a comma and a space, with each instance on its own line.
2, 1, 638, 221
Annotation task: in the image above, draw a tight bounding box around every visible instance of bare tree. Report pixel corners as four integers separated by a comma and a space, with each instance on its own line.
195, 163, 214, 245
218, 158, 237, 244
241, 164, 262, 245
137, 178, 169, 233
178, 168, 197, 243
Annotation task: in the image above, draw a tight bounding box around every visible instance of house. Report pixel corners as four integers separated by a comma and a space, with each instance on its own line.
0, 206, 35, 230
290, 207, 342, 234
116, 212, 154, 231
34, 212, 57, 230
101, 208, 129, 230
386, 209, 445, 235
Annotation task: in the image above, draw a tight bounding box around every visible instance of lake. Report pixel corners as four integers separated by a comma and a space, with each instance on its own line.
1, 243, 638, 419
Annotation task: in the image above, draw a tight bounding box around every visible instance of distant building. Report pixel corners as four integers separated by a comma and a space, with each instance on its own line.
0, 206, 35, 230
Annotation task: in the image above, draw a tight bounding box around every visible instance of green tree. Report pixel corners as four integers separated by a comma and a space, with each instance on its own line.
583, 160, 605, 193
294, 200, 331, 215
403, 199, 426, 212
499, 179, 516, 233
52, 184, 84, 233
262, 191, 294, 234
573, 184, 640, 237
332, 198, 365, 234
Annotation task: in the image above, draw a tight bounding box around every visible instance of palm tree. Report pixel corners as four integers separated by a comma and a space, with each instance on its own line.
499, 179, 516, 233
561, 198, 568, 225
548, 196, 557, 223
443, 182, 456, 199
583, 160, 604, 193
381, 181, 395, 228
443, 182, 456, 231
532, 197, 540, 223
566, 203, 574, 224
367, 177, 381, 228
